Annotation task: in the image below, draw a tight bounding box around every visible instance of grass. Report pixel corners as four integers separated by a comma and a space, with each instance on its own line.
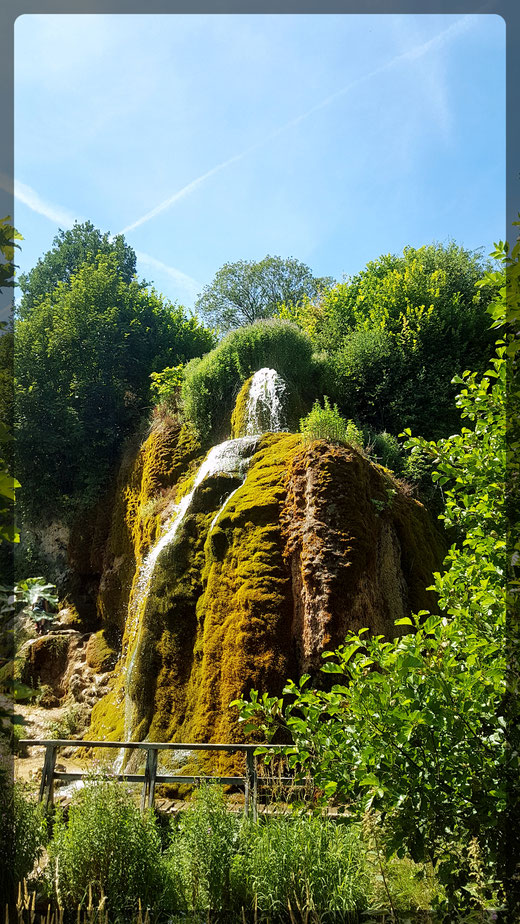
8, 781, 497, 922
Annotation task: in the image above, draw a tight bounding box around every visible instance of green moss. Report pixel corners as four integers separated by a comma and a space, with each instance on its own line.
89, 427, 444, 775
230, 375, 253, 438
89, 676, 125, 743
85, 629, 118, 673
97, 421, 201, 629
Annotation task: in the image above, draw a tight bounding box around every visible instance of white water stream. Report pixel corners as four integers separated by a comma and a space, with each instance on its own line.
244, 367, 287, 435
114, 368, 287, 767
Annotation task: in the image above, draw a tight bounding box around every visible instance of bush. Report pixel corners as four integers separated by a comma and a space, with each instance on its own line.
364, 429, 402, 471
233, 813, 369, 920
181, 319, 320, 442
46, 775, 162, 912
163, 785, 241, 912
46, 704, 86, 739
299, 396, 363, 448
0, 779, 47, 901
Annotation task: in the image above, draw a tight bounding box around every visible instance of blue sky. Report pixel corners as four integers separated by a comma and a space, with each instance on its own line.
7, 12, 505, 312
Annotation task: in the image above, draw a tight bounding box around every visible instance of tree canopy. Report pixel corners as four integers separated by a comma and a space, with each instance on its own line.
15, 251, 214, 521
194, 255, 333, 334
282, 242, 496, 439
17, 220, 137, 318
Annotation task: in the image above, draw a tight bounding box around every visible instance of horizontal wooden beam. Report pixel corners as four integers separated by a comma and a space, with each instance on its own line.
19, 739, 275, 751
53, 771, 247, 785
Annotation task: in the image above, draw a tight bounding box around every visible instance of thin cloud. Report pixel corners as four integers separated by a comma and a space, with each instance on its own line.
0, 174, 199, 301
120, 152, 248, 234
135, 250, 201, 300
0, 173, 79, 228
121, 14, 474, 235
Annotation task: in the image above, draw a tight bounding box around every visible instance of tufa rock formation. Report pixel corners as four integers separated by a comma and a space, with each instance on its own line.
86, 369, 445, 762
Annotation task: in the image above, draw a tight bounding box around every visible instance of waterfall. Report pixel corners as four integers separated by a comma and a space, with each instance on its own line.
115, 435, 261, 763
244, 368, 287, 435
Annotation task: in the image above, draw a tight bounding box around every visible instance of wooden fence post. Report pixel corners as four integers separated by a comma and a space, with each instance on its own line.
245, 749, 258, 820
38, 744, 57, 806
141, 747, 158, 812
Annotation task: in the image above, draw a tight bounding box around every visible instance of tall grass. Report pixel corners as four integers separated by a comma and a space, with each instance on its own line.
11, 781, 452, 921
233, 813, 369, 921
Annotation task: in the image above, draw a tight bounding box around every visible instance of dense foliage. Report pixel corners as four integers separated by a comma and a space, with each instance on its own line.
46, 776, 162, 912
194, 254, 333, 334
27, 779, 438, 918
236, 270, 510, 911
17, 220, 137, 318
181, 318, 319, 442
0, 783, 46, 901
15, 251, 213, 521
281, 242, 495, 438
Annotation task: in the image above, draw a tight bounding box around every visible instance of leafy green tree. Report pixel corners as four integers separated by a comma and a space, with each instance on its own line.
284, 242, 495, 439
0, 216, 22, 294
236, 262, 512, 909
15, 252, 214, 521
0, 219, 20, 545
195, 254, 332, 334
17, 220, 137, 318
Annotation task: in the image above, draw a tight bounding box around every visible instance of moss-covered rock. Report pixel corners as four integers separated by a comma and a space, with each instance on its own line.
85, 629, 118, 673
88, 428, 445, 773
97, 419, 202, 630
281, 441, 445, 674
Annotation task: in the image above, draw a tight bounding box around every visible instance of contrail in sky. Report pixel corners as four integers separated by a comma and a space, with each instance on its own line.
135, 250, 200, 298
0, 172, 200, 299
120, 14, 475, 236
0, 174, 78, 228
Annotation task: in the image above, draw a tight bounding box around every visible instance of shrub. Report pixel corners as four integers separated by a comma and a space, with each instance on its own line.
46, 775, 162, 912
0, 780, 47, 900
232, 813, 369, 920
46, 704, 86, 739
299, 396, 363, 448
149, 363, 184, 413
181, 319, 320, 442
163, 784, 241, 911
364, 429, 402, 471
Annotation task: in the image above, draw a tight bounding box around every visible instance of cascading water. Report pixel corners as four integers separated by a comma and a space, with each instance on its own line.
114, 435, 262, 766
114, 368, 290, 766
244, 368, 288, 435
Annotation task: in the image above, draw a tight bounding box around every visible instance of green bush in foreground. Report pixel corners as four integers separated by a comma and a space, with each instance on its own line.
233, 813, 369, 921
163, 784, 241, 912
0, 781, 47, 901
46, 775, 162, 912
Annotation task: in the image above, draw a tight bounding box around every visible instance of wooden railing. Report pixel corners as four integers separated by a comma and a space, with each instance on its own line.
19, 739, 280, 818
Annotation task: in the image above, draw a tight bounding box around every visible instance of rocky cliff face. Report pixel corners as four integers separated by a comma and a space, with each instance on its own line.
87, 372, 445, 756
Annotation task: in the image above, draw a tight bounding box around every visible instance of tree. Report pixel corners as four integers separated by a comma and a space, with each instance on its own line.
283, 242, 496, 439
194, 255, 332, 334
235, 242, 515, 912
0, 218, 20, 545
17, 220, 137, 318
15, 251, 214, 522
